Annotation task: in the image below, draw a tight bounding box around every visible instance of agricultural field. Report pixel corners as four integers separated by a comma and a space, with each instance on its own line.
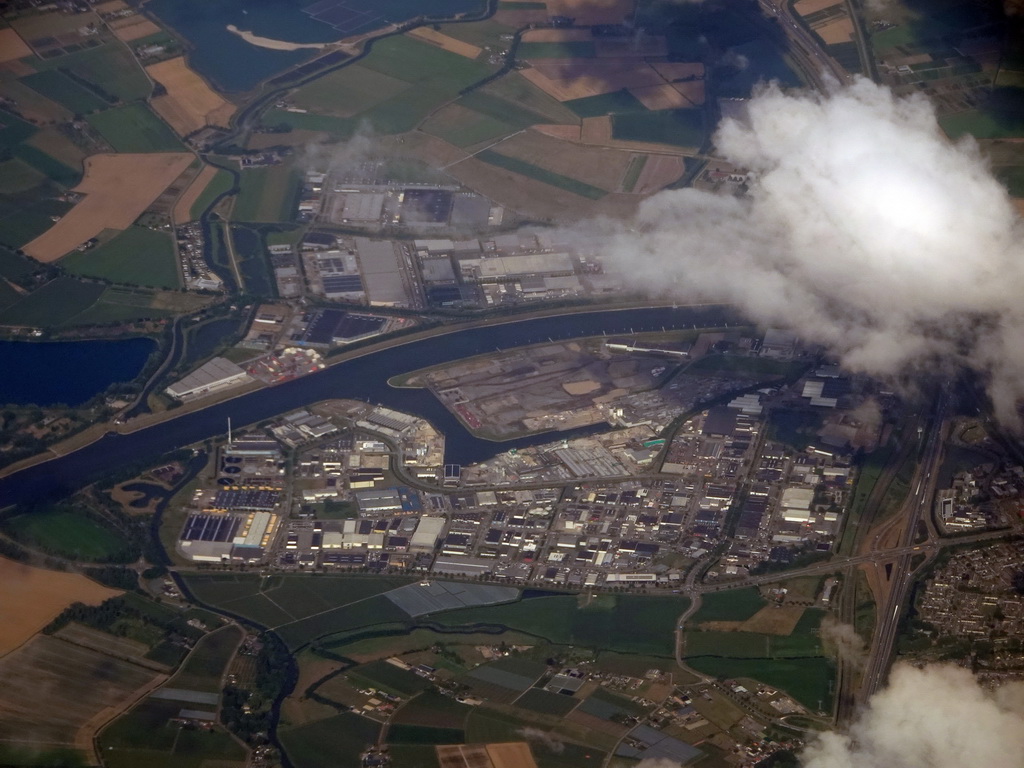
21, 152, 193, 262
564, 89, 648, 118
0, 80, 72, 124
430, 593, 687, 656
279, 712, 381, 768
420, 103, 518, 148
475, 149, 607, 199
275, 35, 497, 138
184, 167, 235, 222
146, 57, 236, 137
61, 225, 181, 289
0, 634, 164, 758
21, 70, 110, 116
0, 276, 105, 327
168, 623, 243, 693
0, 556, 120, 656
2, 505, 134, 561
99, 697, 246, 768
233, 163, 301, 223
689, 588, 766, 624
612, 108, 705, 148
25, 127, 87, 170
87, 103, 184, 153
31, 43, 153, 103
0, 158, 44, 194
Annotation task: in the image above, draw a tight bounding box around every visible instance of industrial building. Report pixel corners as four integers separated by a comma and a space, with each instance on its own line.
355, 238, 411, 306
165, 357, 252, 401
458, 252, 576, 284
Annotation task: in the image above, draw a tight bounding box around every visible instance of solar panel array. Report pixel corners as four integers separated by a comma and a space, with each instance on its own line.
181, 514, 241, 542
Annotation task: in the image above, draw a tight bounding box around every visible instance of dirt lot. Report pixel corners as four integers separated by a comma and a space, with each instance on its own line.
0, 28, 32, 63
0, 634, 164, 754
0, 556, 120, 657
630, 84, 689, 110
172, 164, 219, 224
146, 57, 236, 136
23, 152, 193, 262
522, 58, 665, 100
633, 153, 685, 194
407, 27, 482, 59
110, 14, 163, 42
545, 0, 635, 24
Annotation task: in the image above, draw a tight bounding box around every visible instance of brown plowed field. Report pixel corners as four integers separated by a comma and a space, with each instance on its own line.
0, 556, 120, 657
23, 152, 193, 262
630, 84, 689, 110
0, 29, 32, 63
407, 27, 482, 59
522, 58, 664, 100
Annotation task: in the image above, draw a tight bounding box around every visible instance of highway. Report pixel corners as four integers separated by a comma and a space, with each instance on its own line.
757, 0, 852, 90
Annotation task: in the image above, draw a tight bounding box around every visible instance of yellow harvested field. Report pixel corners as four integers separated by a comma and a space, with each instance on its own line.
0, 557, 120, 658
494, 7, 549, 24
633, 154, 685, 194
818, 17, 855, 43
794, 0, 844, 14
522, 58, 664, 100
532, 123, 582, 141
546, 0, 634, 24
630, 84, 690, 110
487, 743, 539, 768
407, 26, 482, 59
0, 29, 32, 63
110, 15, 163, 42
146, 57, 236, 136
23, 152, 193, 262
0, 81, 71, 123
651, 61, 706, 81
521, 28, 593, 42
172, 164, 219, 224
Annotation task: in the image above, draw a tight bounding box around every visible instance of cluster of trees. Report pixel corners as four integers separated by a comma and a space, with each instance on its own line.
42, 594, 204, 647
221, 633, 295, 745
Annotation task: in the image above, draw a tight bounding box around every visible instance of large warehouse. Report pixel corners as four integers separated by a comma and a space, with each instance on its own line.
458, 252, 575, 283
165, 357, 252, 401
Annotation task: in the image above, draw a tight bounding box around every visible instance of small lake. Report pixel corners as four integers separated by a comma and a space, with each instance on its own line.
0, 337, 157, 407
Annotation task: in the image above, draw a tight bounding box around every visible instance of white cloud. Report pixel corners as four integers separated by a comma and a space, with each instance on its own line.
584, 77, 1024, 423
800, 664, 1024, 768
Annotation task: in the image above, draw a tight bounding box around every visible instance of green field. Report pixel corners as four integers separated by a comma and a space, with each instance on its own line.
63, 286, 179, 326
386, 746, 440, 768
21, 70, 109, 116
421, 104, 516, 147
391, 690, 475, 729
459, 90, 558, 129
0, 158, 44, 193
13, 143, 81, 186
514, 688, 579, 717
278, 594, 410, 650
940, 109, 1024, 139
612, 108, 705, 148
621, 154, 647, 192
233, 164, 301, 223
276, 35, 497, 137
190, 168, 236, 220
482, 72, 581, 125
279, 712, 381, 768
465, 708, 606, 768
345, 659, 432, 697
170, 624, 243, 693
87, 103, 183, 152
0, 277, 106, 328
564, 89, 647, 118
290, 64, 411, 117
476, 150, 606, 199
31, 44, 152, 102
99, 698, 246, 768
518, 41, 596, 58
431, 593, 686, 655
0, 246, 34, 280
387, 724, 465, 745
62, 226, 181, 289
0, 108, 38, 150
687, 656, 834, 712
0, 190, 74, 250
3, 506, 132, 561
689, 588, 766, 624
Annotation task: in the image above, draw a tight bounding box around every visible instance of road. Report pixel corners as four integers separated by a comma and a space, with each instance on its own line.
757, 0, 852, 90
858, 389, 950, 702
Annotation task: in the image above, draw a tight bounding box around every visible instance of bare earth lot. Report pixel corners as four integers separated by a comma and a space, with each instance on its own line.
23, 152, 193, 262
147, 57, 236, 136
0, 556, 120, 657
